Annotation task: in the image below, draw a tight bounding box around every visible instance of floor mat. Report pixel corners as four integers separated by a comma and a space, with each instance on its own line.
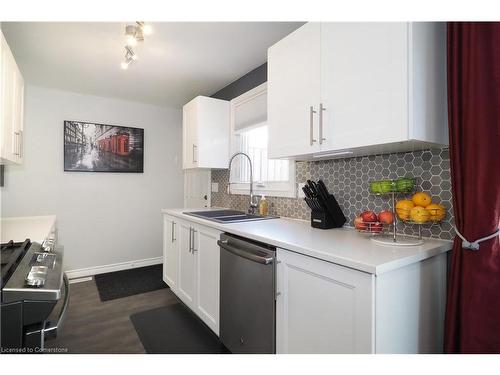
94, 264, 167, 302
130, 303, 229, 354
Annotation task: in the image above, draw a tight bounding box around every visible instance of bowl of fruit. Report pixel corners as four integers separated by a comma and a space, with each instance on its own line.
354, 210, 395, 234
395, 192, 446, 224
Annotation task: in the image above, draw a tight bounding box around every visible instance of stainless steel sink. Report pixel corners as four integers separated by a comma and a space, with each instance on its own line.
183, 210, 278, 223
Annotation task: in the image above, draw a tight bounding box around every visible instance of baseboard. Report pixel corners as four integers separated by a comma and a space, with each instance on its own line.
66, 256, 163, 279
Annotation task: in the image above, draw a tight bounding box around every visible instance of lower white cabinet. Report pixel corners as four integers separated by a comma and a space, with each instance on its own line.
193, 225, 220, 334
162, 215, 178, 293
276, 248, 374, 353
177, 220, 197, 309
276, 248, 447, 354
162, 215, 221, 335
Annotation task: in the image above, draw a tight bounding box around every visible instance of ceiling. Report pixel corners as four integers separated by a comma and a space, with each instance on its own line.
2, 22, 302, 108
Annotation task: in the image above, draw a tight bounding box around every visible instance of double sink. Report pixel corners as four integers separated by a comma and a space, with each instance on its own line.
183, 209, 278, 223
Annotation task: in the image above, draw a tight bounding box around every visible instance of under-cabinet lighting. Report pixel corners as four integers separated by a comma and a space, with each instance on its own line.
312, 151, 354, 158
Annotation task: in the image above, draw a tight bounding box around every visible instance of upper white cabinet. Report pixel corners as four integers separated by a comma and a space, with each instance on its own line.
267, 23, 321, 157
267, 22, 448, 160
182, 96, 230, 169
1, 30, 25, 165
162, 214, 221, 335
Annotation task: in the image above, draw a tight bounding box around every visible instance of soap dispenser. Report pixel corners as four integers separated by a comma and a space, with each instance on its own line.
258, 195, 269, 216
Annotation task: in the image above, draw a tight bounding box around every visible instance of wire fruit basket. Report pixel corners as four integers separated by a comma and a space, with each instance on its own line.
355, 221, 391, 235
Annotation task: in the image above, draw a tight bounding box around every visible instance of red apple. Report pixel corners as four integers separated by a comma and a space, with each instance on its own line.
369, 222, 383, 233
361, 210, 378, 223
354, 216, 366, 230
378, 210, 394, 225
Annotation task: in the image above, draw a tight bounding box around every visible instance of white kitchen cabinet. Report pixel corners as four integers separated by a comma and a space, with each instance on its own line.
162, 215, 179, 293
193, 225, 221, 335
162, 214, 222, 335
1, 30, 25, 165
320, 22, 408, 151
267, 22, 321, 158
276, 248, 447, 354
267, 22, 448, 160
182, 96, 230, 169
177, 220, 197, 310
276, 248, 374, 353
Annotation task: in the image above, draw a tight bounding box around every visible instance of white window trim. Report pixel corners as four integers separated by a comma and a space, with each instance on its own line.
229, 82, 296, 198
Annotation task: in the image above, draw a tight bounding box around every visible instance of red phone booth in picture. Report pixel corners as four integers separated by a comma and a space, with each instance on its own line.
116, 133, 130, 156
111, 134, 118, 154
104, 137, 111, 152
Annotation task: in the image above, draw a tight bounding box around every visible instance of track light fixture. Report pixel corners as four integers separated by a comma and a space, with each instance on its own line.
121, 22, 152, 70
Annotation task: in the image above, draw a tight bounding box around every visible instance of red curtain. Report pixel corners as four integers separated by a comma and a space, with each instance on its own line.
444, 22, 500, 353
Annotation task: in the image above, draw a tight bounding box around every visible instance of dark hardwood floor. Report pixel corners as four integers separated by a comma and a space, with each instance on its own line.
45, 279, 178, 353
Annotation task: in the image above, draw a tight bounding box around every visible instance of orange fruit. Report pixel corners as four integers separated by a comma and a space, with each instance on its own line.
395, 199, 414, 220
425, 203, 445, 221
410, 206, 430, 223
412, 192, 432, 207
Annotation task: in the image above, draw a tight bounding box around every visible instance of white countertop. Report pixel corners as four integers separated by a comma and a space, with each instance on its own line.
1, 215, 57, 244
162, 208, 452, 275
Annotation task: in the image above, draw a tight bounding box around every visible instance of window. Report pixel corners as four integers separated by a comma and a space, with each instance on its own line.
229, 83, 296, 198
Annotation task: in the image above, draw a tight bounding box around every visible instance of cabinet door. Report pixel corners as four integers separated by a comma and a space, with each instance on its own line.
276, 249, 374, 353
320, 23, 408, 151
176, 220, 196, 310
196, 97, 230, 169
193, 225, 221, 335
268, 22, 321, 159
162, 216, 179, 293
1, 32, 16, 163
182, 100, 198, 169
12, 64, 24, 163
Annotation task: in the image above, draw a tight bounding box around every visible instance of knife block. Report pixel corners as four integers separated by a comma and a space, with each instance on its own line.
304, 193, 346, 230
310, 209, 337, 229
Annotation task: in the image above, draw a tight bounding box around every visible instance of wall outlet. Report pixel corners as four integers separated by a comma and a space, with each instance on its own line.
297, 182, 306, 198
211, 182, 219, 193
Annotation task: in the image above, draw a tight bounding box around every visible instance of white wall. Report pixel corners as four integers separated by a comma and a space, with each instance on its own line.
1, 85, 183, 272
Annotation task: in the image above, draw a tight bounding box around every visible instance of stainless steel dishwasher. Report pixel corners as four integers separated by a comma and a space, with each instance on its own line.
218, 233, 276, 354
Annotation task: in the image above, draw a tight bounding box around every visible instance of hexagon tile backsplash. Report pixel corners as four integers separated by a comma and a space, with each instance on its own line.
211, 148, 454, 240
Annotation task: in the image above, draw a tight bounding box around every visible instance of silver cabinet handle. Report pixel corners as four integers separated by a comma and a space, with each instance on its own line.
191, 229, 197, 252
13, 132, 20, 156
319, 103, 326, 144
171, 221, 176, 243
19, 130, 23, 158
188, 227, 192, 253
309, 106, 317, 146
192, 144, 197, 163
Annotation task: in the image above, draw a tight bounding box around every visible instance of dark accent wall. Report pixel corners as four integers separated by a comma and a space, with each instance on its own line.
211, 63, 267, 101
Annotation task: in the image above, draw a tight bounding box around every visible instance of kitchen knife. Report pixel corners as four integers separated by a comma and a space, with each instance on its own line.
317, 180, 330, 202
307, 180, 319, 197
302, 185, 313, 199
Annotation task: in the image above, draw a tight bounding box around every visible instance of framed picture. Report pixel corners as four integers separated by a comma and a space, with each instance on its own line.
64, 121, 144, 173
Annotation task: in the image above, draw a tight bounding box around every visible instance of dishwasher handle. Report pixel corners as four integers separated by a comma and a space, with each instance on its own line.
218, 240, 274, 265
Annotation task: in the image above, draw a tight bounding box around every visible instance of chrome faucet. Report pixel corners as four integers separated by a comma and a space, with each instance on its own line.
228, 152, 258, 214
